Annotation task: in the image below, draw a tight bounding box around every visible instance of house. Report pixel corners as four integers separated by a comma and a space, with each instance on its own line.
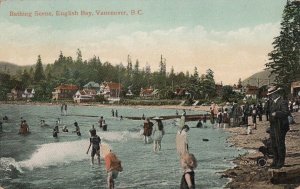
7, 88, 22, 100
291, 81, 300, 97
126, 89, 134, 97
22, 88, 35, 99
245, 85, 259, 99
140, 87, 159, 98
52, 84, 79, 100
83, 81, 100, 90
232, 84, 244, 94
99, 82, 122, 99
175, 88, 187, 96
73, 89, 97, 103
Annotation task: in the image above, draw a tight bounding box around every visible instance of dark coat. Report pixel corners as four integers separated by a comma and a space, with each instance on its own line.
143, 121, 153, 136
269, 97, 289, 132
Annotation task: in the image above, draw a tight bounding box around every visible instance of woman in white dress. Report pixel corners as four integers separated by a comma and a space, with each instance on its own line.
152, 117, 165, 152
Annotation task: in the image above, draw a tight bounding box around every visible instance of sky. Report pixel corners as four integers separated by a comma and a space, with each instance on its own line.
0, 0, 287, 84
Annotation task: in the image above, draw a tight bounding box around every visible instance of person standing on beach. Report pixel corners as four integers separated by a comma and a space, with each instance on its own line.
111, 109, 114, 117
242, 102, 250, 125
64, 104, 68, 116
267, 86, 289, 169
251, 104, 258, 129
222, 108, 230, 128
61, 103, 64, 116
217, 109, 223, 128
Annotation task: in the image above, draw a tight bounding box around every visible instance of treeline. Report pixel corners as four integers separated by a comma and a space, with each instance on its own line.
0, 49, 224, 101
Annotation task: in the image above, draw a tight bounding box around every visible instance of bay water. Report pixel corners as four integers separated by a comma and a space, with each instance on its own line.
0, 104, 245, 189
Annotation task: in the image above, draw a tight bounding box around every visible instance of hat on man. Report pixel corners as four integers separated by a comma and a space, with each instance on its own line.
267, 86, 282, 96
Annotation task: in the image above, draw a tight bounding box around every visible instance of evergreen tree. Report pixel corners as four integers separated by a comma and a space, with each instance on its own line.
127, 55, 132, 74
21, 69, 31, 88
188, 67, 201, 99
237, 78, 243, 88
76, 49, 83, 64
266, 1, 300, 91
202, 69, 216, 99
34, 55, 45, 82
159, 54, 166, 76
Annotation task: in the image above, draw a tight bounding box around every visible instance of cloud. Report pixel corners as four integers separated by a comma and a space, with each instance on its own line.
0, 20, 280, 84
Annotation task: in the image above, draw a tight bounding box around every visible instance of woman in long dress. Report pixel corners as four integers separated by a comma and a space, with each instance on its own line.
152, 117, 165, 152
176, 125, 190, 157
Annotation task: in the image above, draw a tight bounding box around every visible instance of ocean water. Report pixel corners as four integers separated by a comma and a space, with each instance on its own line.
0, 104, 245, 189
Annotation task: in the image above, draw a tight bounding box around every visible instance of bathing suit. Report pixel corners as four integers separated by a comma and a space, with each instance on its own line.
90, 135, 101, 157
180, 171, 195, 189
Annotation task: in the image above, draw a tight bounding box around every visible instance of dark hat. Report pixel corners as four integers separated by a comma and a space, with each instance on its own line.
267, 86, 282, 96
183, 125, 190, 131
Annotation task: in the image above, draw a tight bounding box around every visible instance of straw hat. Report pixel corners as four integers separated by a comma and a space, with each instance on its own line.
267, 86, 282, 96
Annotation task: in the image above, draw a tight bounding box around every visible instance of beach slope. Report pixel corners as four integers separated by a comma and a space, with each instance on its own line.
223, 112, 300, 189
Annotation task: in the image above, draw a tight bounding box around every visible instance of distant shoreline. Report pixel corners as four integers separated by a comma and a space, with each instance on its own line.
0, 101, 211, 112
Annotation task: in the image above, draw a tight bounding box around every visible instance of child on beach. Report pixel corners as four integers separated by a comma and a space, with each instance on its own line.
180, 153, 197, 189
102, 144, 123, 189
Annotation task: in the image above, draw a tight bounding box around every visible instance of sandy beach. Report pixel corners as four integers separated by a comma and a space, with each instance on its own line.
223, 112, 300, 189
0, 101, 212, 112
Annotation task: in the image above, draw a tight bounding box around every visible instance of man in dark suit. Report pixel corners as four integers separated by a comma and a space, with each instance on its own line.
267, 86, 290, 169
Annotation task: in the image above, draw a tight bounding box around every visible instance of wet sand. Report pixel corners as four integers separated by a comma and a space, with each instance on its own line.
222, 112, 300, 189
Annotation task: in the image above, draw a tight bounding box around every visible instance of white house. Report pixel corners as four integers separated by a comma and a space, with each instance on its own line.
73, 89, 96, 103
22, 88, 35, 99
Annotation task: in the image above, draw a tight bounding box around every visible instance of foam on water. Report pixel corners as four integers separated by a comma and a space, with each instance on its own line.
0, 157, 23, 173
99, 130, 142, 142
16, 130, 140, 170
19, 140, 89, 170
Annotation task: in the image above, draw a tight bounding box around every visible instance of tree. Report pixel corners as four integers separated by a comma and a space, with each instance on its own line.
0, 72, 11, 100
237, 78, 243, 88
21, 69, 31, 88
159, 54, 166, 76
76, 49, 83, 64
266, 1, 300, 91
188, 67, 201, 99
201, 69, 216, 99
221, 85, 234, 101
33, 55, 45, 82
